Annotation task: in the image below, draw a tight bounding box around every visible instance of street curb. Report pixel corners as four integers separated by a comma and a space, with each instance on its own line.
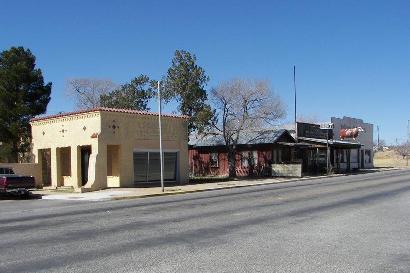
110, 177, 330, 201
110, 168, 400, 201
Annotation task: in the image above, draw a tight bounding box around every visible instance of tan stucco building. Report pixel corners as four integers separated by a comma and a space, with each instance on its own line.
30, 108, 189, 192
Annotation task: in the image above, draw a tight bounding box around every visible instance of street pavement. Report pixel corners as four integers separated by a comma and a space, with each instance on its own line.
0, 169, 410, 273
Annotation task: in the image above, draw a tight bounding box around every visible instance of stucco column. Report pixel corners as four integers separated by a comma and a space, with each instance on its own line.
179, 146, 189, 185
33, 148, 41, 186
50, 147, 61, 188
83, 141, 107, 191
71, 146, 81, 189
33, 148, 39, 164
120, 142, 134, 187
95, 142, 107, 189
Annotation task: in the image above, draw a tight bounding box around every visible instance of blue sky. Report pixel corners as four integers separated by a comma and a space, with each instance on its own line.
1, 0, 409, 144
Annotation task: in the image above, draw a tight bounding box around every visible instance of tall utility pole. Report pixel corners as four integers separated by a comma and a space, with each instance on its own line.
377, 125, 380, 149
158, 81, 164, 192
326, 129, 329, 174
407, 120, 410, 143
293, 65, 297, 140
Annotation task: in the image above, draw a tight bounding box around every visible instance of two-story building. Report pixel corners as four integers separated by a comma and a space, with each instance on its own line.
331, 116, 374, 168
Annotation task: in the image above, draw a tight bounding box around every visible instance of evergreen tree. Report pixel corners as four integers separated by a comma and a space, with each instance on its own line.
0, 47, 51, 162
163, 50, 213, 135
100, 74, 155, 111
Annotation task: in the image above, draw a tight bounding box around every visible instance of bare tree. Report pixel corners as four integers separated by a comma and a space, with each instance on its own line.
66, 78, 118, 110
209, 79, 286, 177
373, 139, 387, 151
395, 141, 410, 166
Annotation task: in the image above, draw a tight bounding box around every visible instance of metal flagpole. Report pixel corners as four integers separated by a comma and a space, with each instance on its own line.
158, 81, 164, 192
293, 65, 297, 141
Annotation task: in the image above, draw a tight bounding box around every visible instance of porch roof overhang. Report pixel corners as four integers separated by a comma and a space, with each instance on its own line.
277, 142, 310, 147
297, 137, 362, 149
189, 129, 295, 148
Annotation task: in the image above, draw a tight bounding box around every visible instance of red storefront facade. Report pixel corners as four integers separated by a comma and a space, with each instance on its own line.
189, 130, 298, 178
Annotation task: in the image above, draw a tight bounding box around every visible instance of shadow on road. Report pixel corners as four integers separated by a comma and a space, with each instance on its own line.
0, 192, 42, 200
135, 167, 399, 188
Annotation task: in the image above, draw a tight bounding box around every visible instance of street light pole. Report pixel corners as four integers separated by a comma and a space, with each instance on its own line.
158, 81, 164, 192
326, 129, 329, 175
320, 123, 333, 175
407, 120, 410, 143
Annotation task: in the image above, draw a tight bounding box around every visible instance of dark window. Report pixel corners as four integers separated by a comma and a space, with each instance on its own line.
210, 152, 219, 167
0, 168, 14, 174
365, 150, 372, 163
249, 151, 257, 167
281, 147, 291, 163
242, 151, 257, 167
134, 152, 178, 183
241, 152, 249, 167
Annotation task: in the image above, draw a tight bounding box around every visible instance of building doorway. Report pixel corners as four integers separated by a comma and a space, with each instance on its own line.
80, 146, 92, 186
361, 150, 365, 168
39, 149, 51, 187
346, 149, 351, 171
330, 148, 335, 169
59, 147, 71, 186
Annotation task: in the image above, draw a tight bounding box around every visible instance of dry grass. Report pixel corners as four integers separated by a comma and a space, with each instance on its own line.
374, 150, 410, 168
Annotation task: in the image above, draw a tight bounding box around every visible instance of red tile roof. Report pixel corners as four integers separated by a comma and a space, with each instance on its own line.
30, 107, 189, 122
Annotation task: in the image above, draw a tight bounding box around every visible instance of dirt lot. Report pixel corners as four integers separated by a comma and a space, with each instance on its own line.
374, 150, 409, 168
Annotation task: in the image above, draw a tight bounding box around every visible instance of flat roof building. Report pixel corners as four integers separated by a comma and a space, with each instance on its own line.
331, 116, 374, 168
30, 108, 189, 192
296, 117, 374, 174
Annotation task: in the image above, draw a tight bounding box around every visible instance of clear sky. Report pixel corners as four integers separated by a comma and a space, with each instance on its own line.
1, 0, 409, 144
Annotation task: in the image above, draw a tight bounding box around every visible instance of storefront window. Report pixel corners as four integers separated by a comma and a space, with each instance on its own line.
241, 151, 257, 167
365, 150, 372, 163
210, 152, 219, 167
249, 151, 257, 167
241, 152, 248, 167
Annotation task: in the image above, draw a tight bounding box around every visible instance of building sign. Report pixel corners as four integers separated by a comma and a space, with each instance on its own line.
320, 123, 334, 129
297, 122, 333, 139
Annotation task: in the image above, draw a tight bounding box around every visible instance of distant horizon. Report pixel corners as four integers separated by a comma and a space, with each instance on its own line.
1, 0, 409, 144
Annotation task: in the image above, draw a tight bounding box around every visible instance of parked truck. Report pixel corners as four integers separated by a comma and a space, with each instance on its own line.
0, 167, 36, 197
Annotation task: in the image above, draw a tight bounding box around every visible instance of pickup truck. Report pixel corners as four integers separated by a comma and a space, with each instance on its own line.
0, 167, 36, 197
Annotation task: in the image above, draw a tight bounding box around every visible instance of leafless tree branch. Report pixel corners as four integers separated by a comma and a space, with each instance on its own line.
209, 78, 286, 176
65, 78, 118, 110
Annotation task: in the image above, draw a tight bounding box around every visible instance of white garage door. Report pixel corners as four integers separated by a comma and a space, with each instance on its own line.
133, 151, 177, 183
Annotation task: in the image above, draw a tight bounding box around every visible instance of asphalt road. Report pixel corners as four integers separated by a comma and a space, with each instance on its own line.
1, 169, 410, 273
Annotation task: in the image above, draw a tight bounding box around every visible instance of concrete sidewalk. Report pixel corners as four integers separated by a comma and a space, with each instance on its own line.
33, 168, 398, 202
